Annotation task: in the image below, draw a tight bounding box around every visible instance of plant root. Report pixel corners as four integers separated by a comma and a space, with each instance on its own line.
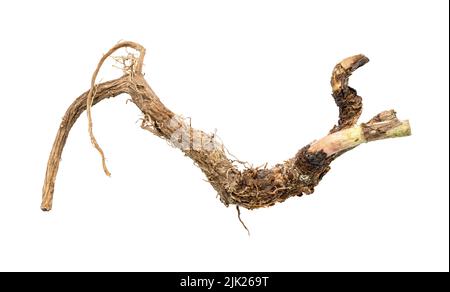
236, 206, 250, 236
41, 41, 411, 214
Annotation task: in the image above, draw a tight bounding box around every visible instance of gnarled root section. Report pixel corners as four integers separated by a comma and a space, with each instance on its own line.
41, 41, 411, 211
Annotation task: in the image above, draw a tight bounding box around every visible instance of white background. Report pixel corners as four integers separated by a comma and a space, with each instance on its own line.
0, 0, 448, 272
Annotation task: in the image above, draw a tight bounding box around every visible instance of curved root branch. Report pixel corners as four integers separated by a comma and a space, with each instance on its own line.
86, 41, 146, 176
41, 42, 411, 215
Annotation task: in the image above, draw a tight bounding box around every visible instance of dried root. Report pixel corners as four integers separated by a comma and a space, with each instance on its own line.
41, 41, 411, 213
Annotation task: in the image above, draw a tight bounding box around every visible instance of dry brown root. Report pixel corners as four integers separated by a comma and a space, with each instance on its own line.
41, 41, 411, 212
